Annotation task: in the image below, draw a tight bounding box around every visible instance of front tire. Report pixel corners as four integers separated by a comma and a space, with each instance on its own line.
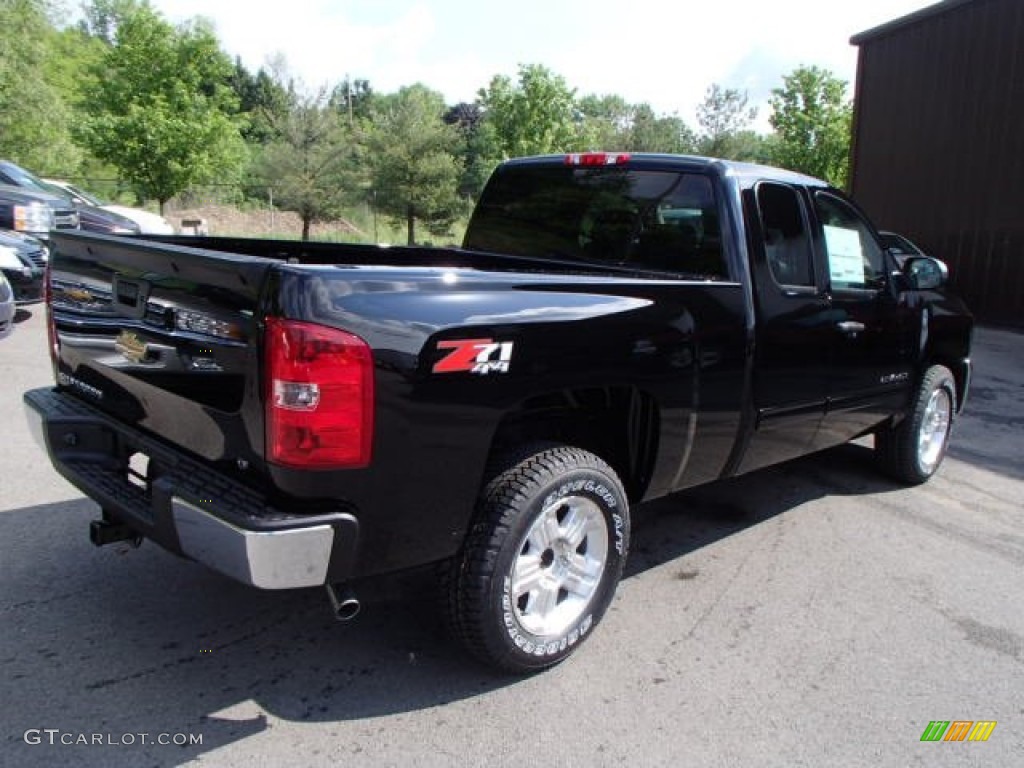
447, 445, 630, 673
877, 364, 956, 485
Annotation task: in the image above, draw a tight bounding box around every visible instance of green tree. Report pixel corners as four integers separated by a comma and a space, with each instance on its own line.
444, 101, 502, 201
257, 87, 358, 240
696, 84, 760, 160
79, 0, 141, 43
367, 84, 464, 245
77, 1, 247, 211
626, 104, 697, 154
330, 77, 375, 127
0, 0, 81, 173
44, 24, 107, 107
576, 94, 632, 150
478, 64, 580, 157
229, 58, 295, 145
768, 65, 853, 187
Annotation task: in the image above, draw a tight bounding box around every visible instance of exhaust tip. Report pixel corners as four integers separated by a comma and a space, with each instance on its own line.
335, 598, 361, 621
326, 583, 361, 622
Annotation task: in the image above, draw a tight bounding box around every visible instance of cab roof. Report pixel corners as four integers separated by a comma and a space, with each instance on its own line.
499, 153, 831, 190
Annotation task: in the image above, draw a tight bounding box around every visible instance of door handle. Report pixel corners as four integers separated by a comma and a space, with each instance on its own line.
836, 320, 866, 335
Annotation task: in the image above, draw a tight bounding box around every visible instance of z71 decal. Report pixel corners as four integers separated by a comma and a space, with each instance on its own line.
433, 338, 514, 375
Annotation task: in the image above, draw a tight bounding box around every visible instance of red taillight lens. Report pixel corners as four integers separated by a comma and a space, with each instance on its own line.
564, 152, 631, 167
265, 317, 374, 469
44, 261, 58, 366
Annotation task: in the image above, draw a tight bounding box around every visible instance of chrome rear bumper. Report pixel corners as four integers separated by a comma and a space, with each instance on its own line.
24, 387, 358, 589
172, 497, 335, 588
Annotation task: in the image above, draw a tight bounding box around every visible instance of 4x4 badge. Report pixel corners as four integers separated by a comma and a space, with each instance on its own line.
433, 338, 514, 375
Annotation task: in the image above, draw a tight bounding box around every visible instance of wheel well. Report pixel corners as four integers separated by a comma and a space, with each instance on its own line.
928, 356, 968, 412
488, 387, 659, 501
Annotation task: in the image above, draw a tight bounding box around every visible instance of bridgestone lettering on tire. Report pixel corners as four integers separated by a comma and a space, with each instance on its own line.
447, 445, 630, 672
877, 364, 956, 485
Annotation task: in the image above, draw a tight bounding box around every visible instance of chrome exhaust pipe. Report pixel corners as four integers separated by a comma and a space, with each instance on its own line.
325, 583, 361, 621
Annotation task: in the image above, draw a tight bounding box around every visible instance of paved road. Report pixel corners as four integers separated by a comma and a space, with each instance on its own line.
2, 308, 1021, 767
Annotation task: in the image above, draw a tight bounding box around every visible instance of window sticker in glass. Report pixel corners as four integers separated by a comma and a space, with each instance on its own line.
814, 192, 886, 291
823, 225, 865, 285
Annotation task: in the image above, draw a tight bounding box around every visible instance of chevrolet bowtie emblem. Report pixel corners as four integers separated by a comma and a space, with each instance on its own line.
114, 330, 151, 364
62, 287, 95, 303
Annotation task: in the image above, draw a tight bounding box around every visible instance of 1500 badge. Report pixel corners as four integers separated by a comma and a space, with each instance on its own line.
433, 338, 514, 375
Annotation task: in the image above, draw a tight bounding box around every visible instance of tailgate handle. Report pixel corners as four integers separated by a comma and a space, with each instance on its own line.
113, 276, 150, 319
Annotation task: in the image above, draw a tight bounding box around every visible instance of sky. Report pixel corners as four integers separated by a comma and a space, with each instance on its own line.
148, 0, 939, 129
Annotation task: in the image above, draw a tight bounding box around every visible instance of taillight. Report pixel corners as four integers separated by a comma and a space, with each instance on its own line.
564, 152, 631, 166
44, 261, 58, 367
265, 317, 374, 469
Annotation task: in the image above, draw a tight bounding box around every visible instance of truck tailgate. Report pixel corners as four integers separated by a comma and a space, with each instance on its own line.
47, 231, 275, 467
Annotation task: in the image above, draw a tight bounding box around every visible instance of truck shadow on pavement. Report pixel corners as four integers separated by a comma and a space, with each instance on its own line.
0, 444, 919, 767
626, 442, 894, 578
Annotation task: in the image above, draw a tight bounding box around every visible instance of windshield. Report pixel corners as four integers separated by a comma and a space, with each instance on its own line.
878, 232, 922, 256
57, 182, 105, 207
464, 165, 727, 279
0, 161, 54, 194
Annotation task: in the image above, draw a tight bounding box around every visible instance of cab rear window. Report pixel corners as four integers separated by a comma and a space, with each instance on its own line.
464, 165, 727, 279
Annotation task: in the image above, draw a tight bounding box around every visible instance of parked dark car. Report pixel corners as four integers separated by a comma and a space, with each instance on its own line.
0, 160, 139, 235
0, 184, 79, 242
75, 202, 141, 235
879, 230, 926, 262
878, 230, 951, 288
46, 179, 175, 235
0, 229, 46, 303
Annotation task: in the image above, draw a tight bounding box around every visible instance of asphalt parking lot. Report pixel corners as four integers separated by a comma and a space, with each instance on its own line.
2, 307, 1021, 767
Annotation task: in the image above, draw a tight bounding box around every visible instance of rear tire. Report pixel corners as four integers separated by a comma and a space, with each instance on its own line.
877, 365, 956, 485
446, 445, 629, 673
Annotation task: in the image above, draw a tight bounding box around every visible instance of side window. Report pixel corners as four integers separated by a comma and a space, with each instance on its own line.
814, 192, 886, 291
755, 183, 815, 288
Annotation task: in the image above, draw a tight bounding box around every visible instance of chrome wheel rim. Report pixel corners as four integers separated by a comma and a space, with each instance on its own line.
918, 388, 952, 473
510, 495, 609, 637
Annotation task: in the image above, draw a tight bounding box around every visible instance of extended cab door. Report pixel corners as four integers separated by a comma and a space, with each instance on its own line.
739, 181, 832, 473
809, 190, 915, 448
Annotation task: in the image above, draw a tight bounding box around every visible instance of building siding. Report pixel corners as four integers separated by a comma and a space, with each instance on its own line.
850, 0, 1024, 325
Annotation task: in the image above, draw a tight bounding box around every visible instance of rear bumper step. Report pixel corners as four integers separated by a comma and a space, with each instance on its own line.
24, 387, 358, 589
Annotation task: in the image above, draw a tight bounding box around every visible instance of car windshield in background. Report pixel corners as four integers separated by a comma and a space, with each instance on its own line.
0, 161, 54, 195
53, 181, 106, 206
464, 166, 728, 279
878, 231, 924, 256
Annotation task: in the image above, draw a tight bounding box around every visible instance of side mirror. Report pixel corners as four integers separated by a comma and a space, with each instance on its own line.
903, 256, 948, 291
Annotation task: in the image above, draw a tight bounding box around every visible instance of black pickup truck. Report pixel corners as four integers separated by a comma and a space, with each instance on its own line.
24, 153, 972, 671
